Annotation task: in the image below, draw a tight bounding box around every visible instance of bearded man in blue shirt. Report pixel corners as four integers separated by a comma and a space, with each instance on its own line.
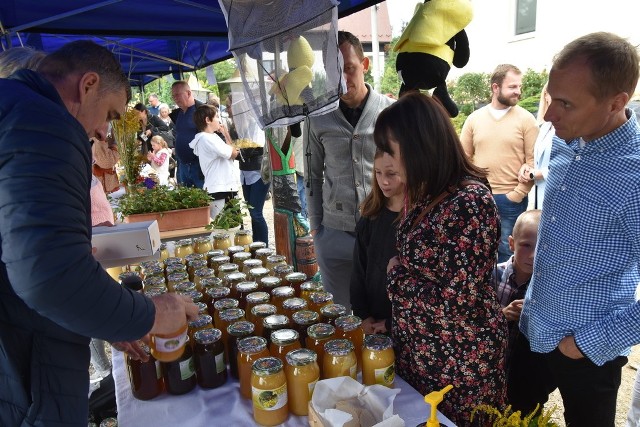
511, 32, 640, 426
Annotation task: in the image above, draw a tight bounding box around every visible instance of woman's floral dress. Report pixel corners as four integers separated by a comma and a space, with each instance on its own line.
388, 181, 508, 426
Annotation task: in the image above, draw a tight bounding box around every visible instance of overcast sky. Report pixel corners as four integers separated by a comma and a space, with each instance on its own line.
384, 0, 420, 37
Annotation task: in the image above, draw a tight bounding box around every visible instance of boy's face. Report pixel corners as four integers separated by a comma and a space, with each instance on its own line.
206, 114, 221, 132
508, 221, 538, 276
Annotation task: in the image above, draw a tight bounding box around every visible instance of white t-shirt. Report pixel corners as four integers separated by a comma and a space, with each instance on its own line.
189, 132, 240, 194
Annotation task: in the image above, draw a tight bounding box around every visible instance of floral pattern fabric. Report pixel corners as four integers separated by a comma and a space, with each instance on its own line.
388, 182, 508, 426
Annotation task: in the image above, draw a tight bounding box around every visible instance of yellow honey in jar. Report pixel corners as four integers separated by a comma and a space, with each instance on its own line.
335, 315, 365, 372
323, 339, 357, 380
174, 239, 194, 259
305, 323, 335, 378
269, 329, 301, 365
284, 348, 319, 416
237, 336, 270, 399
212, 232, 232, 254
150, 322, 188, 362
362, 334, 395, 387
193, 236, 213, 254
234, 229, 253, 249
251, 357, 289, 426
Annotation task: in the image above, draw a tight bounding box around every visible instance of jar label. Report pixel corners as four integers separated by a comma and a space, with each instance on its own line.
179, 357, 196, 381
215, 352, 225, 374
308, 379, 318, 397
375, 363, 395, 386
252, 383, 288, 411
153, 330, 188, 353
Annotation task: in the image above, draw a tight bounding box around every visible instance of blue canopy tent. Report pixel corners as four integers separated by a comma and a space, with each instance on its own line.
0, 0, 384, 86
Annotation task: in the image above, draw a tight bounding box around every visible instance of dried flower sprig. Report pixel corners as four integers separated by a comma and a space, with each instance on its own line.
112, 107, 144, 187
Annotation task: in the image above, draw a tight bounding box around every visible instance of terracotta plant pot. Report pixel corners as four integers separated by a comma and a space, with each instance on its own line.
124, 206, 210, 232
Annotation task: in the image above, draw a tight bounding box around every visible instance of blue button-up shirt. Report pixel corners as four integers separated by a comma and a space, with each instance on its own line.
520, 109, 640, 366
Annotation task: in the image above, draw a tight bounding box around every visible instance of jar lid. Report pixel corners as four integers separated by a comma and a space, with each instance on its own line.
167, 271, 188, 282
212, 232, 230, 239
233, 252, 252, 261
251, 304, 277, 318
213, 298, 239, 311
246, 291, 270, 305
300, 281, 323, 292
201, 277, 223, 288
206, 286, 230, 299
219, 263, 240, 273
176, 238, 193, 246
195, 267, 216, 278
189, 259, 208, 269
263, 314, 289, 329
285, 348, 317, 366
164, 257, 184, 266
320, 304, 347, 318
142, 265, 164, 277
196, 301, 208, 314
307, 323, 335, 339
273, 264, 294, 275
237, 336, 267, 354
160, 242, 167, 250
179, 290, 203, 303
194, 236, 211, 244
259, 276, 281, 289
166, 263, 187, 274
324, 338, 354, 356
118, 271, 140, 281
284, 272, 307, 282
272, 286, 295, 298
292, 309, 319, 325
228, 320, 255, 337
185, 253, 205, 263
189, 314, 213, 328
227, 245, 245, 254
310, 291, 333, 304
266, 254, 287, 263
283, 297, 307, 311
250, 267, 271, 278
224, 271, 246, 281
236, 281, 259, 293
211, 255, 231, 264
143, 276, 166, 287
243, 259, 262, 268
174, 281, 196, 293
206, 249, 225, 258
249, 241, 267, 250
270, 328, 299, 345
219, 308, 245, 322
236, 229, 252, 236
252, 356, 283, 376
255, 248, 276, 256
140, 260, 161, 269
194, 327, 222, 345
364, 334, 393, 351
144, 287, 167, 298
335, 315, 363, 331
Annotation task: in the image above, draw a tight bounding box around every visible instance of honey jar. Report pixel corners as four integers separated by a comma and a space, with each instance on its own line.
319, 304, 347, 326
143, 275, 166, 290
166, 271, 189, 292
245, 291, 270, 323
212, 298, 239, 331
126, 343, 162, 401
251, 304, 277, 337
227, 320, 255, 379
323, 339, 357, 380
251, 357, 289, 426
284, 272, 307, 297
234, 229, 253, 249
362, 334, 395, 387
160, 336, 196, 395
165, 262, 187, 278
250, 267, 271, 284
255, 247, 276, 266
335, 315, 365, 372
217, 263, 240, 280
187, 259, 208, 282
242, 258, 263, 274
307, 291, 334, 313
150, 321, 188, 363
248, 241, 267, 258
212, 232, 232, 254
305, 323, 335, 377
174, 281, 196, 294
164, 256, 185, 267
193, 268, 216, 292
210, 255, 231, 274
265, 254, 287, 274
205, 286, 231, 315
235, 281, 259, 310
193, 236, 213, 254
193, 328, 227, 389
282, 297, 307, 319
223, 271, 246, 299
184, 252, 205, 266
237, 336, 270, 399
174, 239, 194, 259
291, 310, 319, 346
159, 243, 169, 261
218, 307, 246, 360
226, 245, 245, 259
187, 314, 213, 342
271, 286, 295, 313
272, 263, 294, 280
262, 314, 290, 346
285, 348, 319, 416
205, 249, 225, 266
299, 281, 324, 302
232, 251, 252, 267
269, 329, 301, 365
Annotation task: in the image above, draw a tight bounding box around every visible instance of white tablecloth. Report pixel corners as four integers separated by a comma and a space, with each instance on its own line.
113, 350, 456, 427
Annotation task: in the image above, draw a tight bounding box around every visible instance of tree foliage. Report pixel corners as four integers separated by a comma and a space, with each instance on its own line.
521, 68, 548, 99
451, 72, 491, 110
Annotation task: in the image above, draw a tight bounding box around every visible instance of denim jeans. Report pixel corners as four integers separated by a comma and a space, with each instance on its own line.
177, 161, 204, 189
493, 193, 528, 263
242, 178, 270, 244
296, 172, 307, 219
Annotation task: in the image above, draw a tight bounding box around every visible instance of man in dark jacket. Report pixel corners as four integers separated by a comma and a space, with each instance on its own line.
0, 41, 197, 426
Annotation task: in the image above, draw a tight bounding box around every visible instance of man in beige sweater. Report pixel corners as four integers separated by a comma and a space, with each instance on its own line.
460, 64, 538, 262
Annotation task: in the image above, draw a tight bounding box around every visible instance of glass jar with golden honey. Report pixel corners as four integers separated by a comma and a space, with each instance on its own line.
218, 308, 246, 360
188, 314, 214, 342
299, 281, 324, 302
237, 336, 270, 399
226, 245, 245, 259
217, 263, 240, 280
284, 272, 307, 297
251, 303, 277, 338
248, 241, 267, 258
126, 342, 162, 401
265, 254, 287, 274
235, 281, 259, 310
159, 243, 170, 261
193, 236, 213, 254
269, 329, 301, 365
205, 286, 230, 316
165, 262, 187, 278
272, 263, 294, 280
323, 339, 357, 380
205, 249, 225, 266
251, 357, 289, 426
362, 334, 395, 387
308, 291, 334, 313
193, 267, 216, 292
167, 271, 189, 292
223, 271, 246, 299
200, 277, 223, 300
234, 229, 253, 249
262, 314, 290, 346
291, 310, 319, 346
282, 297, 307, 319
187, 259, 208, 282
271, 286, 295, 313
250, 267, 271, 284
210, 255, 231, 274
193, 328, 227, 389
255, 247, 276, 266
174, 239, 194, 259
150, 321, 188, 363
335, 315, 364, 372
232, 251, 252, 267
242, 258, 263, 274
212, 298, 239, 331
285, 348, 319, 416
160, 336, 196, 395
319, 304, 348, 326
305, 323, 335, 377
212, 232, 232, 254
184, 252, 205, 266
227, 320, 255, 379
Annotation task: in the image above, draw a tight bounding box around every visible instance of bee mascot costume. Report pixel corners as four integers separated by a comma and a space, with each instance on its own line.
394, 0, 473, 117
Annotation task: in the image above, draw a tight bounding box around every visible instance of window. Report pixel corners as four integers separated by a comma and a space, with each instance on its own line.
515, 0, 537, 35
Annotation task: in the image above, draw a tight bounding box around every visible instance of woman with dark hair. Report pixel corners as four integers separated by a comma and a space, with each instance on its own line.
133, 102, 153, 155
376, 92, 508, 426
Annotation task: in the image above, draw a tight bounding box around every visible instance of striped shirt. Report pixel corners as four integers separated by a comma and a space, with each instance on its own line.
493, 257, 530, 308
520, 110, 640, 366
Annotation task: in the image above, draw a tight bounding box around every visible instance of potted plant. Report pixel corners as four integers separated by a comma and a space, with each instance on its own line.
206, 198, 251, 230
115, 184, 211, 231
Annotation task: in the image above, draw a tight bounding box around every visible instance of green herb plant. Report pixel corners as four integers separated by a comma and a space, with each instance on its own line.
115, 185, 211, 218
206, 198, 252, 230
470, 404, 559, 427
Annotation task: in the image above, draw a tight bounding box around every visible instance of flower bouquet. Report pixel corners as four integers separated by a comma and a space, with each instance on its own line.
111, 106, 144, 190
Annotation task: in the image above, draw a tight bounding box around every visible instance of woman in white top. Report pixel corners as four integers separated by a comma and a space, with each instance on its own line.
147, 135, 172, 186
519, 83, 554, 209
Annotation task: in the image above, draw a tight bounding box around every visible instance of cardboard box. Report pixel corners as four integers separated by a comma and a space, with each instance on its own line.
92, 220, 161, 268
